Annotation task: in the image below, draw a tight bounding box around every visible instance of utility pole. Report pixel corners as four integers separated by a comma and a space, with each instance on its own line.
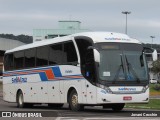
150, 36, 155, 48
122, 11, 131, 34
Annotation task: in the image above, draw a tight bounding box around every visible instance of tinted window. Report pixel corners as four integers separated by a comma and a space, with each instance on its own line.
64, 41, 78, 63
14, 51, 24, 69
4, 54, 13, 71
49, 44, 63, 65
36, 46, 49, 66
25, 48, 36, 68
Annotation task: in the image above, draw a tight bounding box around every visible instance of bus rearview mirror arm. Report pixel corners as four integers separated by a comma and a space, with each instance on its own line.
143, 47, 154, 52
94, 49, 100, 63
87, 46, 100, 63
143, 47, 157, 61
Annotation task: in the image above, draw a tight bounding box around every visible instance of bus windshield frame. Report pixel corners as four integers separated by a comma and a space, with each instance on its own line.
95, 42, 149, 86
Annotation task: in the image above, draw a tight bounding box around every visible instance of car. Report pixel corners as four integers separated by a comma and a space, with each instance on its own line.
150, 78, 158, 84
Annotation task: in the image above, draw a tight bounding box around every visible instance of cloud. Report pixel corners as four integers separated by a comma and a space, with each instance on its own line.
0, 0, 160, 43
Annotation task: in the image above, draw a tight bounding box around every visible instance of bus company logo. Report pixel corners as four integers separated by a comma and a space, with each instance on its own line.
65, 70, 73, 73
118, 87, 136, 91
12, 77, 27, 83
105, 38, 130, 41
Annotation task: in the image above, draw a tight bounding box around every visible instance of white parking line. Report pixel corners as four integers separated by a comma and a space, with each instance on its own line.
56, 117, 159, 120
84, 117, 159, 120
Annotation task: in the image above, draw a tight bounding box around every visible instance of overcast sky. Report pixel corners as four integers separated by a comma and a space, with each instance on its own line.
0, 0, 160, 44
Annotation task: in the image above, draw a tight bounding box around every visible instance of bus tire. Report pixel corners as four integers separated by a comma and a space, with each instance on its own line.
17, 91, 27, 108
111, 103, 125, 111
48, 103, 63, 108
69, 89, 84, 111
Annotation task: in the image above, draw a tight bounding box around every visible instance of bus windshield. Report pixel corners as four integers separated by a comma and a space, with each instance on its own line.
96, 43, 148, 84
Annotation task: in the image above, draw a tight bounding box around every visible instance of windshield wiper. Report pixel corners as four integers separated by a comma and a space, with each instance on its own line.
112, 55, 124, 84
125, 55, 140, 83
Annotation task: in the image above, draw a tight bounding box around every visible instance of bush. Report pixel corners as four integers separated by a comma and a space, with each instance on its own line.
153, 84, 160, 91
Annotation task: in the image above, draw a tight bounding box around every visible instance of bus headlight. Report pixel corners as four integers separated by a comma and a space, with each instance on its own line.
98, 84, 113, 94
105, 87, 113, 94
142, 85, 149, 93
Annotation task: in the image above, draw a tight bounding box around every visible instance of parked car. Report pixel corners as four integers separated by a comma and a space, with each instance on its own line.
150, 78, 158, 84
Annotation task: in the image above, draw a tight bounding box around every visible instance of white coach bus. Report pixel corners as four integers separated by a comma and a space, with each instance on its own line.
3, 32, 150, 111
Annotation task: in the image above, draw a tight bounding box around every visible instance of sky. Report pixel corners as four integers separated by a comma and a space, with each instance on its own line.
0, 0, 160, 44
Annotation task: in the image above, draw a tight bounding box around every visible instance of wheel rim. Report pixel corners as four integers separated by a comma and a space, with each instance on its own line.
19, 93, 23, 106
71, 94, 78, 107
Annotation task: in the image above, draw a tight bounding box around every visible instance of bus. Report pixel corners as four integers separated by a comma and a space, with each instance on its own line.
3, 32, 150, 111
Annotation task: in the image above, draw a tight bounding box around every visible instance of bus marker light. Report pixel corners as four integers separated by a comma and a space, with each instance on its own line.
123, 96, 132, 100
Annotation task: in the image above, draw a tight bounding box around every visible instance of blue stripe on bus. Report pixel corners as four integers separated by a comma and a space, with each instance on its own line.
39, 72, 48, 81
52, 67, 62, 77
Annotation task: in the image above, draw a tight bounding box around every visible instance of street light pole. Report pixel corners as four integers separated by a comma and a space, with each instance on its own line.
150, 36, 155, 48
122, 11, 131, 34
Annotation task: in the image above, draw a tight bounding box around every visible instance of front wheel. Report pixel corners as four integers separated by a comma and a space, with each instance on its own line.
69, 89, 84, 111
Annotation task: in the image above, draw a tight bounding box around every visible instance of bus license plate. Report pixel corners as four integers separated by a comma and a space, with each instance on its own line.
123, 96, 132, 100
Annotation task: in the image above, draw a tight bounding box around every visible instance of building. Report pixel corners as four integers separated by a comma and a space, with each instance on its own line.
33, 20, 89, 42
145, 50, 160, 81
0, 38, 25, 77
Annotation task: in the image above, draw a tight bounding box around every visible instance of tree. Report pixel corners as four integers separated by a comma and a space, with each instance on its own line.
0, 34, 33, 43
151, 60, 160, 74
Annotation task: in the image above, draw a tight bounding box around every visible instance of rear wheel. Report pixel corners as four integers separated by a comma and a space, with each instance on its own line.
17, 91, 26, 108
17, 91, 33, 108
69, 89, 84, 111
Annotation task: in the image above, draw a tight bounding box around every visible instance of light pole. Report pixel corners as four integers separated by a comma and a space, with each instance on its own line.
150, 36, 155, 48
122, 11, 131, 34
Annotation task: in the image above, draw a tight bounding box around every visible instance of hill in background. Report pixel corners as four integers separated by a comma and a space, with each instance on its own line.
0, 34, 32, 44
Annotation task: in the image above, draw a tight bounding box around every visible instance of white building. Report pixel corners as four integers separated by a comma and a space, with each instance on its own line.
33, 21, 89, 42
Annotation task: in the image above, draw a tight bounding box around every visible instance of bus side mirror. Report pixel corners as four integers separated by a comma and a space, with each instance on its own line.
143, 47, 157, 61
94, 49, 100, 63
152, 49, 157, 61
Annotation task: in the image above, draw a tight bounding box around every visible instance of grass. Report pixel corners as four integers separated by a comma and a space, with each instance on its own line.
125, 84, 160, 110
149, 84, 160, 96
125, 99, 160, 110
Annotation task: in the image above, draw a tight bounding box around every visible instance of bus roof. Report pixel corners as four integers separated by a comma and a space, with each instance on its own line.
5, 32, 141, 53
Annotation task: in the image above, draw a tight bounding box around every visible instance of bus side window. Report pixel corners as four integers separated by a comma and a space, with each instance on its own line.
63, 41, 78, 65
14, 51, 24, 69
36, 46, 49, 66
24, 48, 36, 68
4, 54, 14, 71
49, 43, 63, 65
